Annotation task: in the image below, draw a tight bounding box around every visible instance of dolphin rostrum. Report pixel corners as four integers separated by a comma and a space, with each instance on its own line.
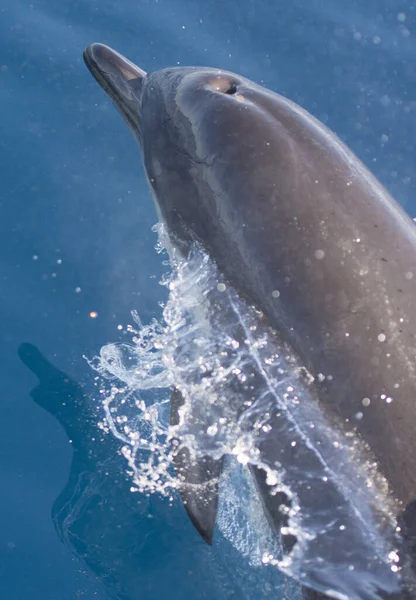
83, 43, 416, 599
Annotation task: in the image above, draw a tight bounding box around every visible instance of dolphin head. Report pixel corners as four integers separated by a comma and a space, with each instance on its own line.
83, 44, 275, 252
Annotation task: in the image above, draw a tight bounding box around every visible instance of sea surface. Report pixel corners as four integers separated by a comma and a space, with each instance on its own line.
1, 0, 416, 599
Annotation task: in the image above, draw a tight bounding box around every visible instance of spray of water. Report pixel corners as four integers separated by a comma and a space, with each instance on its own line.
90, 224, 403, 599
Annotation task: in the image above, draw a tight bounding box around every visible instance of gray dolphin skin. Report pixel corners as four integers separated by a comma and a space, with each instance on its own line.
83, 44, 416, 599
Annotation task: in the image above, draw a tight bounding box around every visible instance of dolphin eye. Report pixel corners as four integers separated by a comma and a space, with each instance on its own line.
225, 82, 238, 95
209, 78, 239, 95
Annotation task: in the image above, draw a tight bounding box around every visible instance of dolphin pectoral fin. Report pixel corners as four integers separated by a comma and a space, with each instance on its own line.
173, 446, 224, 545
170, 388, 224, 545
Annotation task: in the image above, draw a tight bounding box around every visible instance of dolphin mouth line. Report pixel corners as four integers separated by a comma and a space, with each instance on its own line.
83, 45, 109, 90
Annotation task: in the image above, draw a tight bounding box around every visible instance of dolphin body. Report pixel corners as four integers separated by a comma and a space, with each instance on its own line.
83, 44, 416, 599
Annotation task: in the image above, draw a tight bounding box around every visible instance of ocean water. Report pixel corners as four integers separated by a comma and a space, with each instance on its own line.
2, 0, 416, 599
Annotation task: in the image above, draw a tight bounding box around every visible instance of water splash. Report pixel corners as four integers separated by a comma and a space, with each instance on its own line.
90, 224, 403, 599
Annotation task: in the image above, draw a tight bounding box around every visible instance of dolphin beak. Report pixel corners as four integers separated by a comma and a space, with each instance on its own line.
83, 43, 146, 143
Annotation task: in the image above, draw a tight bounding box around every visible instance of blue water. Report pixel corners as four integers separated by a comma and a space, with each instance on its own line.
2, 0, 416, 598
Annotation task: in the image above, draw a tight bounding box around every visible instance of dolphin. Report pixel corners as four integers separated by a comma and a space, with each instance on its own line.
83, 43, 416, 598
